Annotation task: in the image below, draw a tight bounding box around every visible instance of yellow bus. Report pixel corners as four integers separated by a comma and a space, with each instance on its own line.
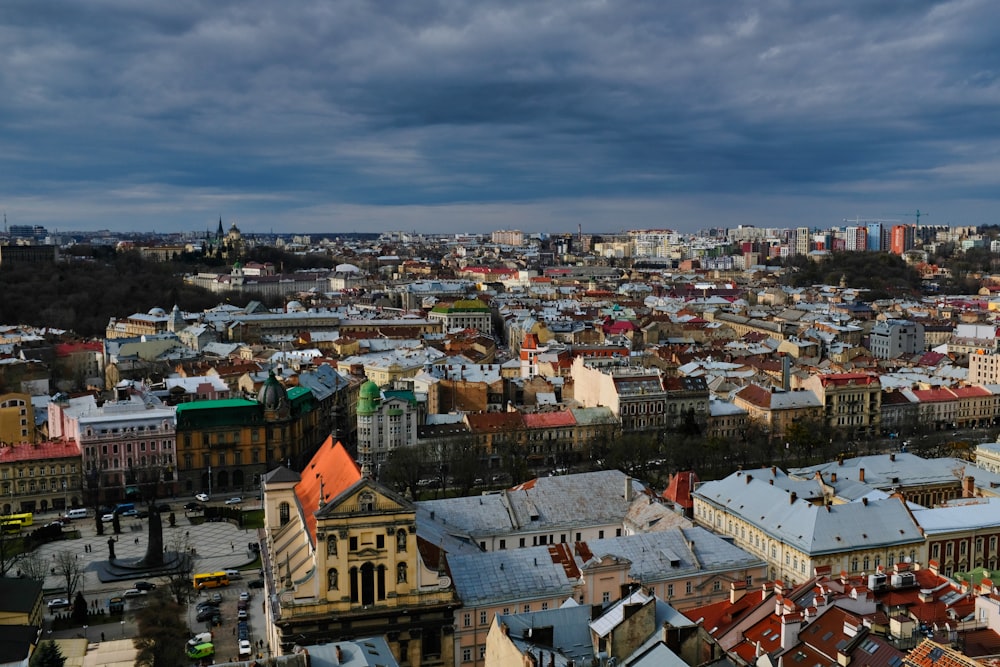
0, 520, 21, 534
0, 512, 33, 528
192, 572, 230, 589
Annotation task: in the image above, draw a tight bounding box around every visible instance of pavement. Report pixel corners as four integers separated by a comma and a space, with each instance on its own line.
37, 502, 268, 659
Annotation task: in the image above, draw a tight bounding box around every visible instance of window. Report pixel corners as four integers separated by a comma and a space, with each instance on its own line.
462, 648, 472, 663
499, 539, 506, 550
541, 602, 548, 610
713, 580, 722, 592
523, 604, 530, 613
463, 613, 471, 628
376, 535, 385, 550
279, 502, 290, 526
480, 611, 487, 625
667, 584, 674, 597
685, 581, 692, 594
598, 530, 604, 539
350, 537, 358, 551
602, 591, 610, 603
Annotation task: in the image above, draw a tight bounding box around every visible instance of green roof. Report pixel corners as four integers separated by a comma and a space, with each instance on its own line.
176, 398, 259, 413
430, 299, 489, 313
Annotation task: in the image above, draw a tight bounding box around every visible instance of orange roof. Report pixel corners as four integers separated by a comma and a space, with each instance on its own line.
295, 436, 361, 542
662, 470, 700, 509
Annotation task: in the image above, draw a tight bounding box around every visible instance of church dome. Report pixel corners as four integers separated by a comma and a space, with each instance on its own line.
148, 307, 167, 317
258, 370, 288, 411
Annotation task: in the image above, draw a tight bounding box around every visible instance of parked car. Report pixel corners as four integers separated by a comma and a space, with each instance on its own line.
46, 598, 70, 610
196, 608, 221, 623
119, 509, 139, 518
210, 592, 223, 604
122, 588, 145, 598
195, 493, 210, 502
224, 569, 243, 580
237, 609, 248, 620
239, 591, 250, 602
237, 621, 249, 640
134, 581, 156, 591
248, 578, 265, 589
187, 632, 213, 649
183, 502, 205, 512
224, 496, 243, 505
101, 513, 115, 523
237, 599, 248, 611
239, 639, 252, 657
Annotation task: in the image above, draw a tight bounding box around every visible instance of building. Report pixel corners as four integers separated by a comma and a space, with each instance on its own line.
968, 349, 1000, 385
890, 224, 915, 254
355, 381, 419, 474
427, 300, 493, 336
0, 244, 58, 267
0, 440, 83, 514
174, 371, 321, 495
731, 385, 823, 441
912, 498, 1000, 578
692, 468, 924, 584
47, 382, 177, 505
490, 230, 523, 246
0, 578, 43, 627
868, 319, 925, 359
0, 393, 37, 445
800, 373, 881, 437
260, 438, 458, 664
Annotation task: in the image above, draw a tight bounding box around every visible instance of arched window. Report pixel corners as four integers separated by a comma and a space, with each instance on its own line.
327, 535, 337, 556
359, 493, 374, 512
397, 563, 407, 583
396, 529, 407, 552
279, 502, 290, 526
327, 568, 338, 590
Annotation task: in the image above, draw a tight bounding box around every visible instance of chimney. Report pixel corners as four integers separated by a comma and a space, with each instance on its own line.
859, 467, 865, 482
861, 497, 868, 506
625, 476, 633, 502
771, 466, 777, 476
789, 491, 797, 505
746, 474, 753, 484
964, 476, 976, 498
780, 612, 802, 649
831, 472, 837, 483
782, 355, 791, 391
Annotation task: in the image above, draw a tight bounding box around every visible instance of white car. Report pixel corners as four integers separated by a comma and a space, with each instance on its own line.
122, 588, 146, 598
101, 513, 116, 523
224, 497, 242, 505
47, 598, 70, 610
195, 493, 210, 502
238, 639, 252, 657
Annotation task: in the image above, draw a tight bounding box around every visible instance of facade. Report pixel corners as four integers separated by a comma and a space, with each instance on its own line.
47, 383, 177, 505
868, 319, 925, 359
174, 372, 321, 495
731, 385, 824, 440
969, 350, 1000, 385
0, 440, 83, 513
427, 300, 492, 336
355, 382, 419, 474
571, 357, 679, 433
0, 393, 36, 445
261, 438, 457, 664
912, 498, 1000, 578
490, 230, 523, 246
800, 373, 881, 437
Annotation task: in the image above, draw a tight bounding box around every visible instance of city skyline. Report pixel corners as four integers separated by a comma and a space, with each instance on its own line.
3, 1, 1000, 235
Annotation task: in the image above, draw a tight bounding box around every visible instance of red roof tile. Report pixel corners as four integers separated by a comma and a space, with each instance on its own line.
295, 436, 362, 542
0, 441, 81, 462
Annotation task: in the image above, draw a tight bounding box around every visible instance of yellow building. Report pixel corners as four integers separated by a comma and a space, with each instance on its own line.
0, 578, 43, 627
0, 393, 35, 445
262, 437, 457, 664
0, 440, 83, 514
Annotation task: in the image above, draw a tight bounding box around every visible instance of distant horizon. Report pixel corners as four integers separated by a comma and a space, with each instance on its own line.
4, 3, 1000, 235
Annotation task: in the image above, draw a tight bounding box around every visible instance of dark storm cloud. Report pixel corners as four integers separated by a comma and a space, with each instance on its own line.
1, 0, 999, 232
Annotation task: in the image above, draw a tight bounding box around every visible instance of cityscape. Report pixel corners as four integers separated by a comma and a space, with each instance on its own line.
1, 222, 1000, 667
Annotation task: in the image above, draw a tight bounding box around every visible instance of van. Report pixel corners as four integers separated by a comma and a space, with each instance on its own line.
114, 503, 135, 515
224, 569, 242, 580
187, 632, 213, 649
65, 509, 88, 520
186, 642, 214, 660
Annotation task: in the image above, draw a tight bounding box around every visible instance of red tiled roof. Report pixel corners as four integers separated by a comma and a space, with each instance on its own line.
819, 373, 878, 386
466, 412, 525, 432
662, 471, 700, 509
522, 411, 576, 428
735, 384, 773, 408
0, 441, 81, 462
54, 341, 103, 357
295, 436, 362, 542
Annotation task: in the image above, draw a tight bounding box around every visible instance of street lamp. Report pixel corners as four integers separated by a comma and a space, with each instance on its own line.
120, 619, 125, 638
83, 624, 88, 641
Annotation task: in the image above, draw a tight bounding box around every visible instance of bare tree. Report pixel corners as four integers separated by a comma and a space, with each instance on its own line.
16, 551, 46, 581
163, 533, 193, 606
54, 550, 82, 599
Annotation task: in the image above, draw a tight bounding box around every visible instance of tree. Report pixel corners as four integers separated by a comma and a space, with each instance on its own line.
54, 551, 82, 600
71, 591, 87, 625
440, 437, 486, 497
163, 533, 194, 606
29, 640, 65, 667
0, 528, 26, 578
381, 445, 427, 501
133, 589, 189, 667
17, 552, 46, 581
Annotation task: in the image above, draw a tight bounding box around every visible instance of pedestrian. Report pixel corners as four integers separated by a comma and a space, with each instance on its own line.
231, 541, 234, 551
233, 627, 236, 636
101, 632, 105, 642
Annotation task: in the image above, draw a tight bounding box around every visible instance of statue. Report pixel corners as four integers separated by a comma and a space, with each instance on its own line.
107, 537, 116, 560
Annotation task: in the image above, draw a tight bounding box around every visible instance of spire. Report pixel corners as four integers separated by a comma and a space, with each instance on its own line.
216, 217, 224, 240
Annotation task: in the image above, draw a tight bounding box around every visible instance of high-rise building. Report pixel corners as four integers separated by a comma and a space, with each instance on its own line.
866, 222, 882, 251
793, 227, 811, 255
890, 225, 915, 255
491, 229, 523, 246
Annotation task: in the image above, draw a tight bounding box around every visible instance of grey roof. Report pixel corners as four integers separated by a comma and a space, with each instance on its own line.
790, 453, 999, 493
416, 470, 644, 538
912, 497, 1000, 535
300, 636, 399, 667
694, 471, 924, 555
0, 578, 42, 613
448, 545, 581, 607
498, 604, 595, 667
584, 527, 765, 583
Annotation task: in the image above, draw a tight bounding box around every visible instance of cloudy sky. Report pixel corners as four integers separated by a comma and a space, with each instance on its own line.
2, 1, 1000, 235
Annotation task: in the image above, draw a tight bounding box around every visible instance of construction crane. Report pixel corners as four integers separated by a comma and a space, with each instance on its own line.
897, 209, 929, 229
